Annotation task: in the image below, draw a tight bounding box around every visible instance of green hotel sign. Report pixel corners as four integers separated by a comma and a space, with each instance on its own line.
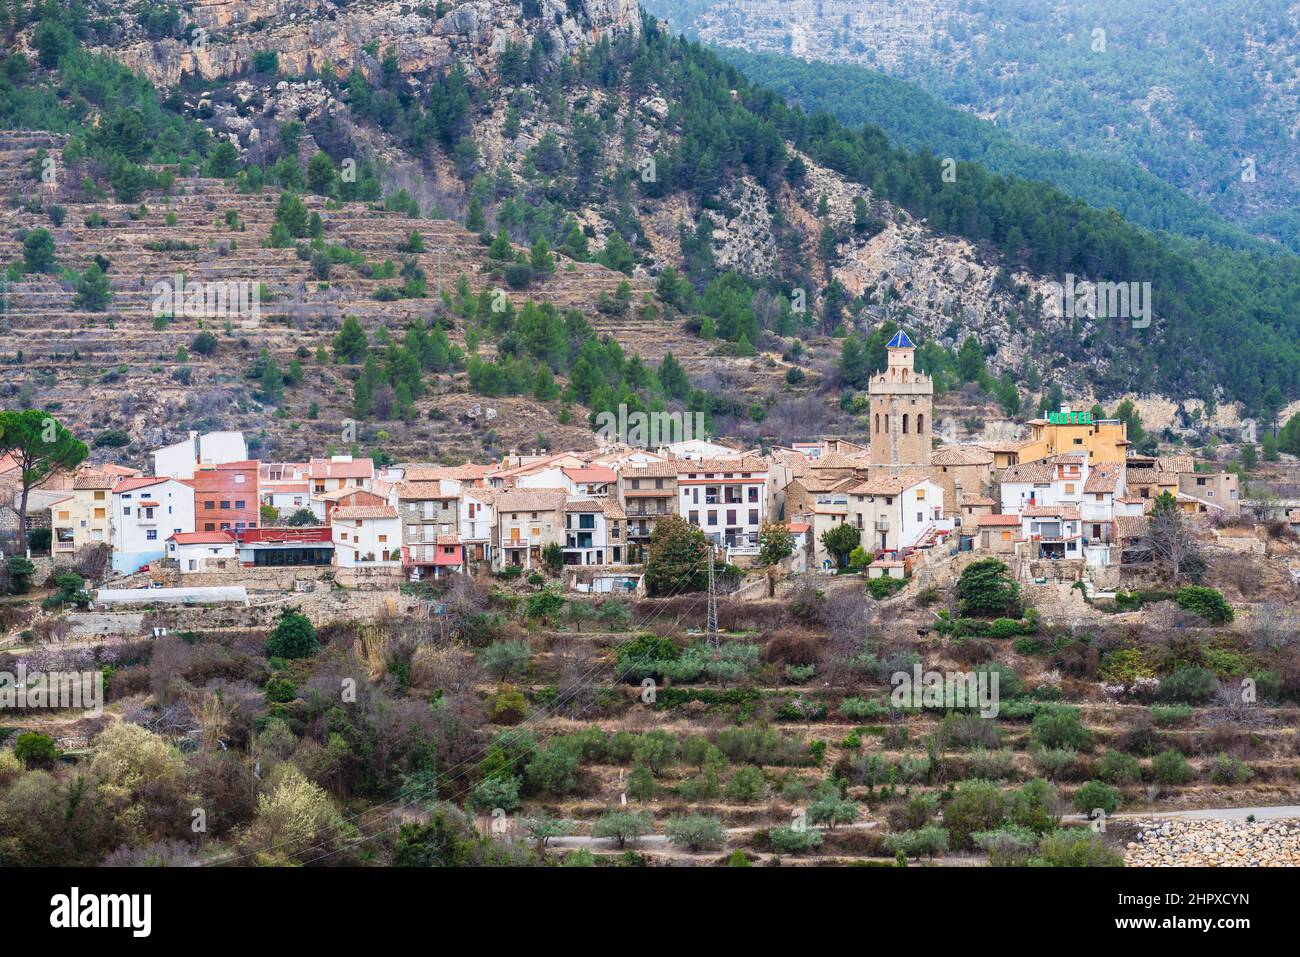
1047, 411, 1093, 425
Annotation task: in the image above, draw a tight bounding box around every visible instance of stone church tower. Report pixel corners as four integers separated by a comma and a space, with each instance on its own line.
868, 330, 933, 470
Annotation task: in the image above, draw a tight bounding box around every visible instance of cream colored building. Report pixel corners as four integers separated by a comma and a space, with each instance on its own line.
50, 471, 120, 555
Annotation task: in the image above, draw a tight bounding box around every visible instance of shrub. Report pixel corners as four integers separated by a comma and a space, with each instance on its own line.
632, 730, 678, 773
1158, 667, 1218, 705
265, 609, 318, 658
1174, 585, 1234, 623
885, 826, 949, 859
467, 774, 521, 812
725, 766, 766, 803
1072, 780, 1121, 815
839, 696, 885, 720
1031, 829, 1124, 867
13, 731, 59, 767
1208, 753, 1252, 785
769, 825, 824, 853
943, 779, 1006, 849
592, 811, 651, 848
665, 814, 726, 851
967, 747, 1017, 780
1030, 707, 1091, 751
955, 558, 1023, 618
1096, 748, 1142, 785
525, 747, 579, 796
1029, 746, 1079, 780
487, 682, 527, 723
476, 640, 531, 680
1148, 704, 1194, 726
973, 826, 1038, 866
1008, 778, 1062, 833
626, 765, 659, 801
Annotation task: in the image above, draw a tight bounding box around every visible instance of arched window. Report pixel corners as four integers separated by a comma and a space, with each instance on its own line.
884, 414, 889, 434
902, 414, 909, 434
874, 413, 880, 434
917, 413, 924, 434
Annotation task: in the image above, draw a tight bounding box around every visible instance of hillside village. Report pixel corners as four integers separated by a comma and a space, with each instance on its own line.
6, 329, 1289, 603
2, 1, 1300, 881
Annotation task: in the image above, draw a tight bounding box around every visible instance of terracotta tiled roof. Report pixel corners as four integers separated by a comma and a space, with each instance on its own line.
602, 500, 627, 520
981, 440, 1033, 454
1158, 454, 1195, 474
932, 446, 994, 466
977, 514, 1023, 527
73, 471, 118, 490
494, 488, 568, 512
403, 463, 491, 482
674, 456, 769, 474
618, 461, 679, 479
810, 450, 866, 470
169, 531, 235, 545
113, 476, 170, 494
332, 505, 398, 520
310, 457, 375, 480
787, 522, 811, 533
847, 470, 931, 496
563, 466, 617, 484
564, 499, 605, 512
959, 495, 996, 507
1115, 515, 1150, 539
999, 461, 1055, 484
1023, 505, 1081, 519
1126, 468, 1165, 485
397, 480, 459, 501
1083, 463, 1122, 493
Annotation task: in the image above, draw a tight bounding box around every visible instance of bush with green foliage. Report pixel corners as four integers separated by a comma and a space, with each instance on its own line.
1158, 666, 1219, 705
955, 558, 1023, 618
1072, 780, 1121, 815
1174, 585, 1234, 623
1151, 749, 1196, 785
943, 779, 1006, 849
265, 609, 319, 658
1030, 829, 1124, 867
665, 814, 726, 851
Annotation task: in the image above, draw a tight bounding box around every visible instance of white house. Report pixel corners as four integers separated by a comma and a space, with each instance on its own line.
1018, 505, 1083, 561
259, 462, 315, 519
331, 505, 402, 569
166, 531, 237, 573
460, 487, 496, 565
846, 472, 947, 553
675, 456, 770, 557
154, 431, 248, 480
111, 477, 196, 573
563, 499, 627, 565
998, 454, 1089, 516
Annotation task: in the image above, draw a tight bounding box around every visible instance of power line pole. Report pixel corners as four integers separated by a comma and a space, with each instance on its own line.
706, 542, 718, 649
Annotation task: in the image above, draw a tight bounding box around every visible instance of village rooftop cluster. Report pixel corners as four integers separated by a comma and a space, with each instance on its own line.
5, 333, 1266, 596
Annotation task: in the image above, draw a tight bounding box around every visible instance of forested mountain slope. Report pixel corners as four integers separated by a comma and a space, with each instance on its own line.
0, 0, 1297, 460
653, 0, 1300, 253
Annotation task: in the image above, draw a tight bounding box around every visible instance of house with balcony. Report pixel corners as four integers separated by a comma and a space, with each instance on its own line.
562, 499, 627, 565
675, 456, 770, 557
997, 454, 1089, 516
259, 462, 313, 519
493, 488, 567, 570
1019, 505, 1083, 560
398, 480, 463, 579
50, 470, 129, 556
846, 472, 947, 554
111, 477, 196, 573
793, 485, 854, 569
331, 505, 401, 571
460, 487, 496, 567
309, 455, 375, 495
616, 462, 678, 562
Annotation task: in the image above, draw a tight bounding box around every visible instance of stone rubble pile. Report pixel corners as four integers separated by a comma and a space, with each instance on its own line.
1125, 817, 1300, 867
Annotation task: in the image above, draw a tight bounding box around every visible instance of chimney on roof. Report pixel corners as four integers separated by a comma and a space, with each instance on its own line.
1059, 404, 1071, 415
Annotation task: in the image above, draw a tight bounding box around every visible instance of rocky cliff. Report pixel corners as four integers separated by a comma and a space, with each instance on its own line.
103, 0, 642, 88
